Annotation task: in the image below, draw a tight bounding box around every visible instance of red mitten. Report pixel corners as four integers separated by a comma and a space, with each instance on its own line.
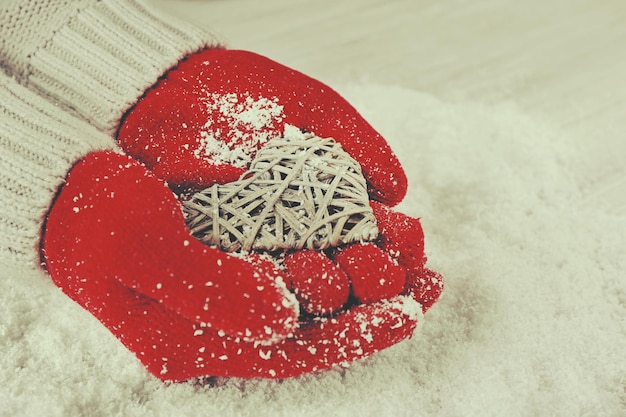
119, 49, 407, 205
43, 151, 298, 344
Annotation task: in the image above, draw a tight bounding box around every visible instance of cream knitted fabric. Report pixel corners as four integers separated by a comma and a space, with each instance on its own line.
0, 0, 219, 135
0, 73, 115, 268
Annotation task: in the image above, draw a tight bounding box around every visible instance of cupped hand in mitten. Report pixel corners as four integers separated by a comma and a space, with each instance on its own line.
118, 49, 407, 205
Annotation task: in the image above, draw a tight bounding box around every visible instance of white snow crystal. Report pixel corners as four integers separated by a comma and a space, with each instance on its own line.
194, 93, 284, 167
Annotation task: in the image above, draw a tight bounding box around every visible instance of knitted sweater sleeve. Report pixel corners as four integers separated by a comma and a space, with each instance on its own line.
0, 0, 220, 135
0, 73, 115, 268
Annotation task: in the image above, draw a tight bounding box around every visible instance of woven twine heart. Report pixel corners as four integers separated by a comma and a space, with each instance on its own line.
183, 133, 378, 252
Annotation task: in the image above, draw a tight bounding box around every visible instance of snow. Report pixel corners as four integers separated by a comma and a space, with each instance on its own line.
195, 93, 284, 167
1, 83, 624, 416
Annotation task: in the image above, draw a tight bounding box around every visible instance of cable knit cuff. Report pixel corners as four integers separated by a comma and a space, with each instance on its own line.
24, 0, 220, 135
0, 74, 115, 268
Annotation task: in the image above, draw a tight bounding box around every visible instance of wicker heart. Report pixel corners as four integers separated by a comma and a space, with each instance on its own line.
183, 133, 378, 252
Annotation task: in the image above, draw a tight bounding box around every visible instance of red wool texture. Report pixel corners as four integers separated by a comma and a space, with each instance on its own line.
118, 49, 408, 205
43, 49, 443, 381
335, 243, 407, 305
283, 251, 351, 316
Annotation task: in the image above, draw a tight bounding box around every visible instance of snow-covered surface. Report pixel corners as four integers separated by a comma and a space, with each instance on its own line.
2, 1, 626, 416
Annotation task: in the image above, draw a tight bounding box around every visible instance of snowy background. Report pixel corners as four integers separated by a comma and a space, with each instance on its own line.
2, 0, 625, 416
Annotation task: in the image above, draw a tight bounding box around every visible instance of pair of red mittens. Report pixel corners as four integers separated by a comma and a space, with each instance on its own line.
43, 49, 443, 381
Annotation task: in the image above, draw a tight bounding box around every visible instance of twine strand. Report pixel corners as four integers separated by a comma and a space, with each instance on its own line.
183, 134, 378, 252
